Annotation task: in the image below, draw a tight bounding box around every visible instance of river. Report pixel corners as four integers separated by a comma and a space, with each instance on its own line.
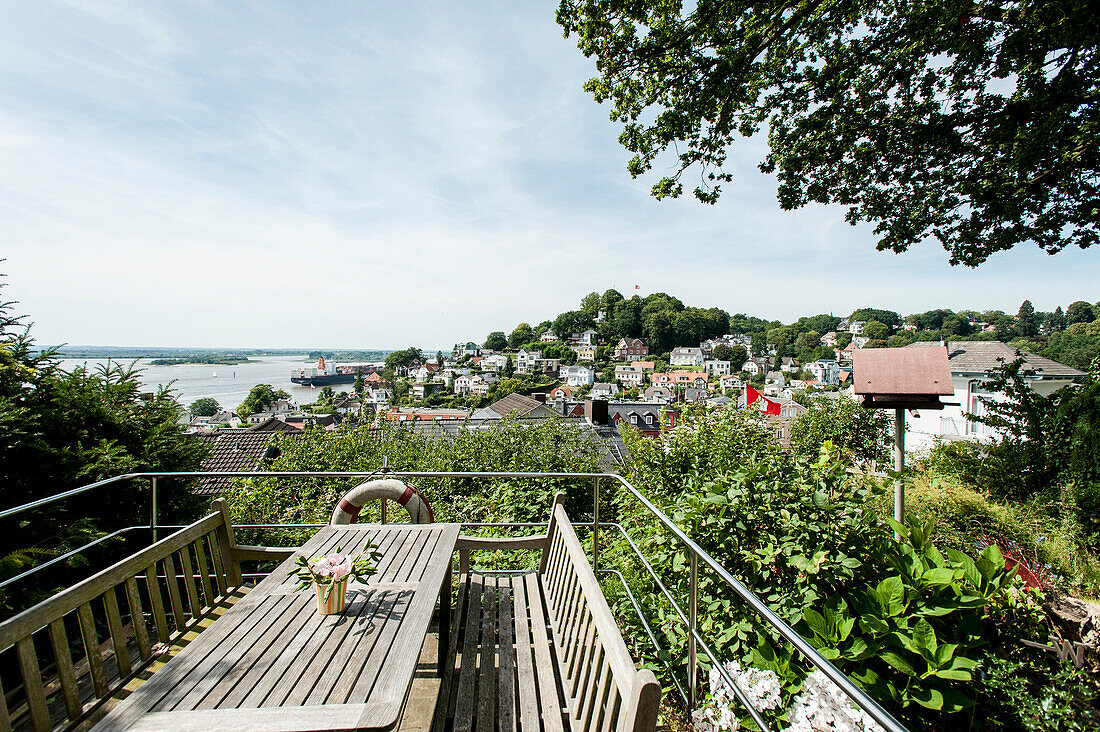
56, 355, 376, 412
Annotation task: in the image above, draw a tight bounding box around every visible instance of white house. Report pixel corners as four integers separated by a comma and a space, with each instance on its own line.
574, 329, 598, 347
479, 354, 509, 372
779, 357, 799, 373
741, 358, 770, 376
452, 342, 480, 359
559, 365, 595, 387
516, 349, 541, 374
904, 342, 1084, 451
848, 320, 867, 335
807, 359, 841, 386
704, 360, 732, 377
539, 330, 559, 342
615, 365, 646, 387
670, 347, 704, 366
719, 374, 743, 392
590, 382, 620, 398
820, 331, 839, 347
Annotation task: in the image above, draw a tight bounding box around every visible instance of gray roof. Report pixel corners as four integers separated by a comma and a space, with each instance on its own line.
906, 341, 1083, 378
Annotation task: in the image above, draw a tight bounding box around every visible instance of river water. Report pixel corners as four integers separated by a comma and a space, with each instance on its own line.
56, 355, 374, 412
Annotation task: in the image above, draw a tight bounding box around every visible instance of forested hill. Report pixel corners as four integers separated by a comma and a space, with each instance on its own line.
477, 290, 1100, 370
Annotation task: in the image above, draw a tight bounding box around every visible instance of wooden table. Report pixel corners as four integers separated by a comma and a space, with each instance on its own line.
94, 523, 460, 732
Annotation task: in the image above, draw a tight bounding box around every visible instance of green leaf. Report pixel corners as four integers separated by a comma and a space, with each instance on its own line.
878, 576, 906, 616
881, 651, 918, 677
921, 568, 958, 587
859, 615, 889, 636
803, 608, 829, 638
933, 668, 973, 681
946, 548, 982, 586
910, 686, 945, 710
934, 643, 957, 666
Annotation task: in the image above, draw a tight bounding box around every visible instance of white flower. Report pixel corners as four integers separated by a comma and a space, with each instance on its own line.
785, 670, 886, 732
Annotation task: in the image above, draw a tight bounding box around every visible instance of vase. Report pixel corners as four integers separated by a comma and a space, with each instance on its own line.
315, 577, 349, 615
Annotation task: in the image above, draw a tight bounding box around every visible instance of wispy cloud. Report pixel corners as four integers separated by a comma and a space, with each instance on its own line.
2, 1, 1095, 348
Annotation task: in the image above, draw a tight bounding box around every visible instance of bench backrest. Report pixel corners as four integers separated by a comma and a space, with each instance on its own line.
0, 501, 242, 732
541, 501, 660, 732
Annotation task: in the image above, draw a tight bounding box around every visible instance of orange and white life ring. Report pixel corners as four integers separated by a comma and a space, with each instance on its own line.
330, 478, 434, 524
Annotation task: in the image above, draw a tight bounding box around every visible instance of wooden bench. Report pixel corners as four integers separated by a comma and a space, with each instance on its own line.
436, 494, 660, 732
0, 500, 292, 732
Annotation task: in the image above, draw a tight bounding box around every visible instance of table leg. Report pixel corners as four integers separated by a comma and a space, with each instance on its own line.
438, 557, 452, 675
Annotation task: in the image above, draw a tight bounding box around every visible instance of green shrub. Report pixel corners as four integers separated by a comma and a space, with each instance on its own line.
788, 395, 892, 466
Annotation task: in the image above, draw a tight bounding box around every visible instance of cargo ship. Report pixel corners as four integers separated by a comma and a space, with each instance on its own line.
290, 357, 383, 386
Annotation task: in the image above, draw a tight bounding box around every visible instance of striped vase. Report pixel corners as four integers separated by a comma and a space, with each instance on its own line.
315, 578, 349, 615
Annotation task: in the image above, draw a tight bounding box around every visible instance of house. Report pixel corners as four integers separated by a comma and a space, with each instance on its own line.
765, 371, 786, 386
573, 345, 597, 362
670, 347, 704, 367
672, 371, 708, 387
573, 329, 599, 347
607, 402, 671, 436
540, 330, 559, 342
741, 358, 770, 376
615, 365, 646, 387
559, 365, 595, 387
848, 321, 867, 335
478, 354, 509, 372
683, 387, 709, 403
590, 382, 620, 398
836, 342, 858, 365
412, 382, 446, 400
643, 385, 673, 403
779, 357, 799, 373
516, 349, 541, 374
192, 423, 303, 495
737, 391, 808, 449
453, 374, 475, 395
549, 386, 574, 401
614, 337, 649, 361
469, 377, 493, 397
807, 359, 841, 386
820, 331, 839, 347
902, 341, 1084, 450
383, 408, 469, 423
534, 358, 562, 376
704, 360, 732, 377
471, 393, 555, 420
719, 374, 743, 392
414, 363, 443, 381
649, 372, 673, 386
852, 336, 871, 349
452, 342, 481, 359
632, 360, 656, 372
367, 385, 394, 404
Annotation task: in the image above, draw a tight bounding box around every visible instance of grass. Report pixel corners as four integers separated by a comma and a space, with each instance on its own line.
870, 468, 1100, 599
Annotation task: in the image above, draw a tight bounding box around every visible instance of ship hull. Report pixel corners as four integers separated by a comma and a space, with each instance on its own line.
290, 373, 357, 387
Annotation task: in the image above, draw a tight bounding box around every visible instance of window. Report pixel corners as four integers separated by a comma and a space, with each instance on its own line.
645, 414, 654, 425
630, 414, 638, 425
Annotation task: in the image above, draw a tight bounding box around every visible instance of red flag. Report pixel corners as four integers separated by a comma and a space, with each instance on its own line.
760, 396, 781, 415
634, 284, 640, 289
745, 386, 780, 414
745, 385, 762, 406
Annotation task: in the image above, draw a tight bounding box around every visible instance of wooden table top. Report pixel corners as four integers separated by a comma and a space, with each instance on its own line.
94, 523, 460, 732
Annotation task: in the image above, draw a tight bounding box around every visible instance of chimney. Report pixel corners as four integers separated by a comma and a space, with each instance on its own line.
585, 399, 609, 426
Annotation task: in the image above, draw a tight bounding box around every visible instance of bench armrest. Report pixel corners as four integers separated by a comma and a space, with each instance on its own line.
232, 545, 297, 562
455, 535, 547, 573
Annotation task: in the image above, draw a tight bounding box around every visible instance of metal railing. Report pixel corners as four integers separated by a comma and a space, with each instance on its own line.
1, 469, 908, 732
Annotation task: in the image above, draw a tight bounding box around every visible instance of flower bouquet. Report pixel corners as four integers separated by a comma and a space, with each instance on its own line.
293, 544, 382, 615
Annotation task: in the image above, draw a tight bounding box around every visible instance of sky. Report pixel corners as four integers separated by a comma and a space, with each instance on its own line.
2, 1, 1096, 350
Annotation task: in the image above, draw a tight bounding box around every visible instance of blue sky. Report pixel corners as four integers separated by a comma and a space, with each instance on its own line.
2, 1, 1095, 349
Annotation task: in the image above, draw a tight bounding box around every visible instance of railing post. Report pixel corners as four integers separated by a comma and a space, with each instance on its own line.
689, 551, 698, 708
592, 475, 599, 570
150, 477, 158, 542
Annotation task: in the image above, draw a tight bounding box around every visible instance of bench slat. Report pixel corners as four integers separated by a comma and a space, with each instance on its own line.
17, 635, 50, 732
77, 602, 109, 698
475, 576, 497, 732
192, 539, 216, 607
103, 588, 132, 678
0, 676, 11, 732
177, 549, 203, 621
48, 618, 83, 721
144, 564, 170, 644
498, 581, 516, 732
206, 534, 229, 597
161, 555, 186, 633
509, 575, 540, 732
125, 576, 152, 662
525, 573, 566, 732
454, 573, 483, 732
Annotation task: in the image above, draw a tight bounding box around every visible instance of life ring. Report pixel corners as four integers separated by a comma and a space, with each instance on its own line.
330, 478, 434, 524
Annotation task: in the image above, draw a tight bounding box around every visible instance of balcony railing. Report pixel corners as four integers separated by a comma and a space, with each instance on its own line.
1, 469, 908, 732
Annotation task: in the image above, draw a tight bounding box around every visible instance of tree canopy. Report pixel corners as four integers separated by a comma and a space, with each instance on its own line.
557, 0, 1099, 266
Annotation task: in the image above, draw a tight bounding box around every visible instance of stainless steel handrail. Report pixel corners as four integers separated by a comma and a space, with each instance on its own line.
1, 468, 907, 732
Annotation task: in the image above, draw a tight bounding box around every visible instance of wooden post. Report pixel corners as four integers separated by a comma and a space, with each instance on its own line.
894, 408, 905, 538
